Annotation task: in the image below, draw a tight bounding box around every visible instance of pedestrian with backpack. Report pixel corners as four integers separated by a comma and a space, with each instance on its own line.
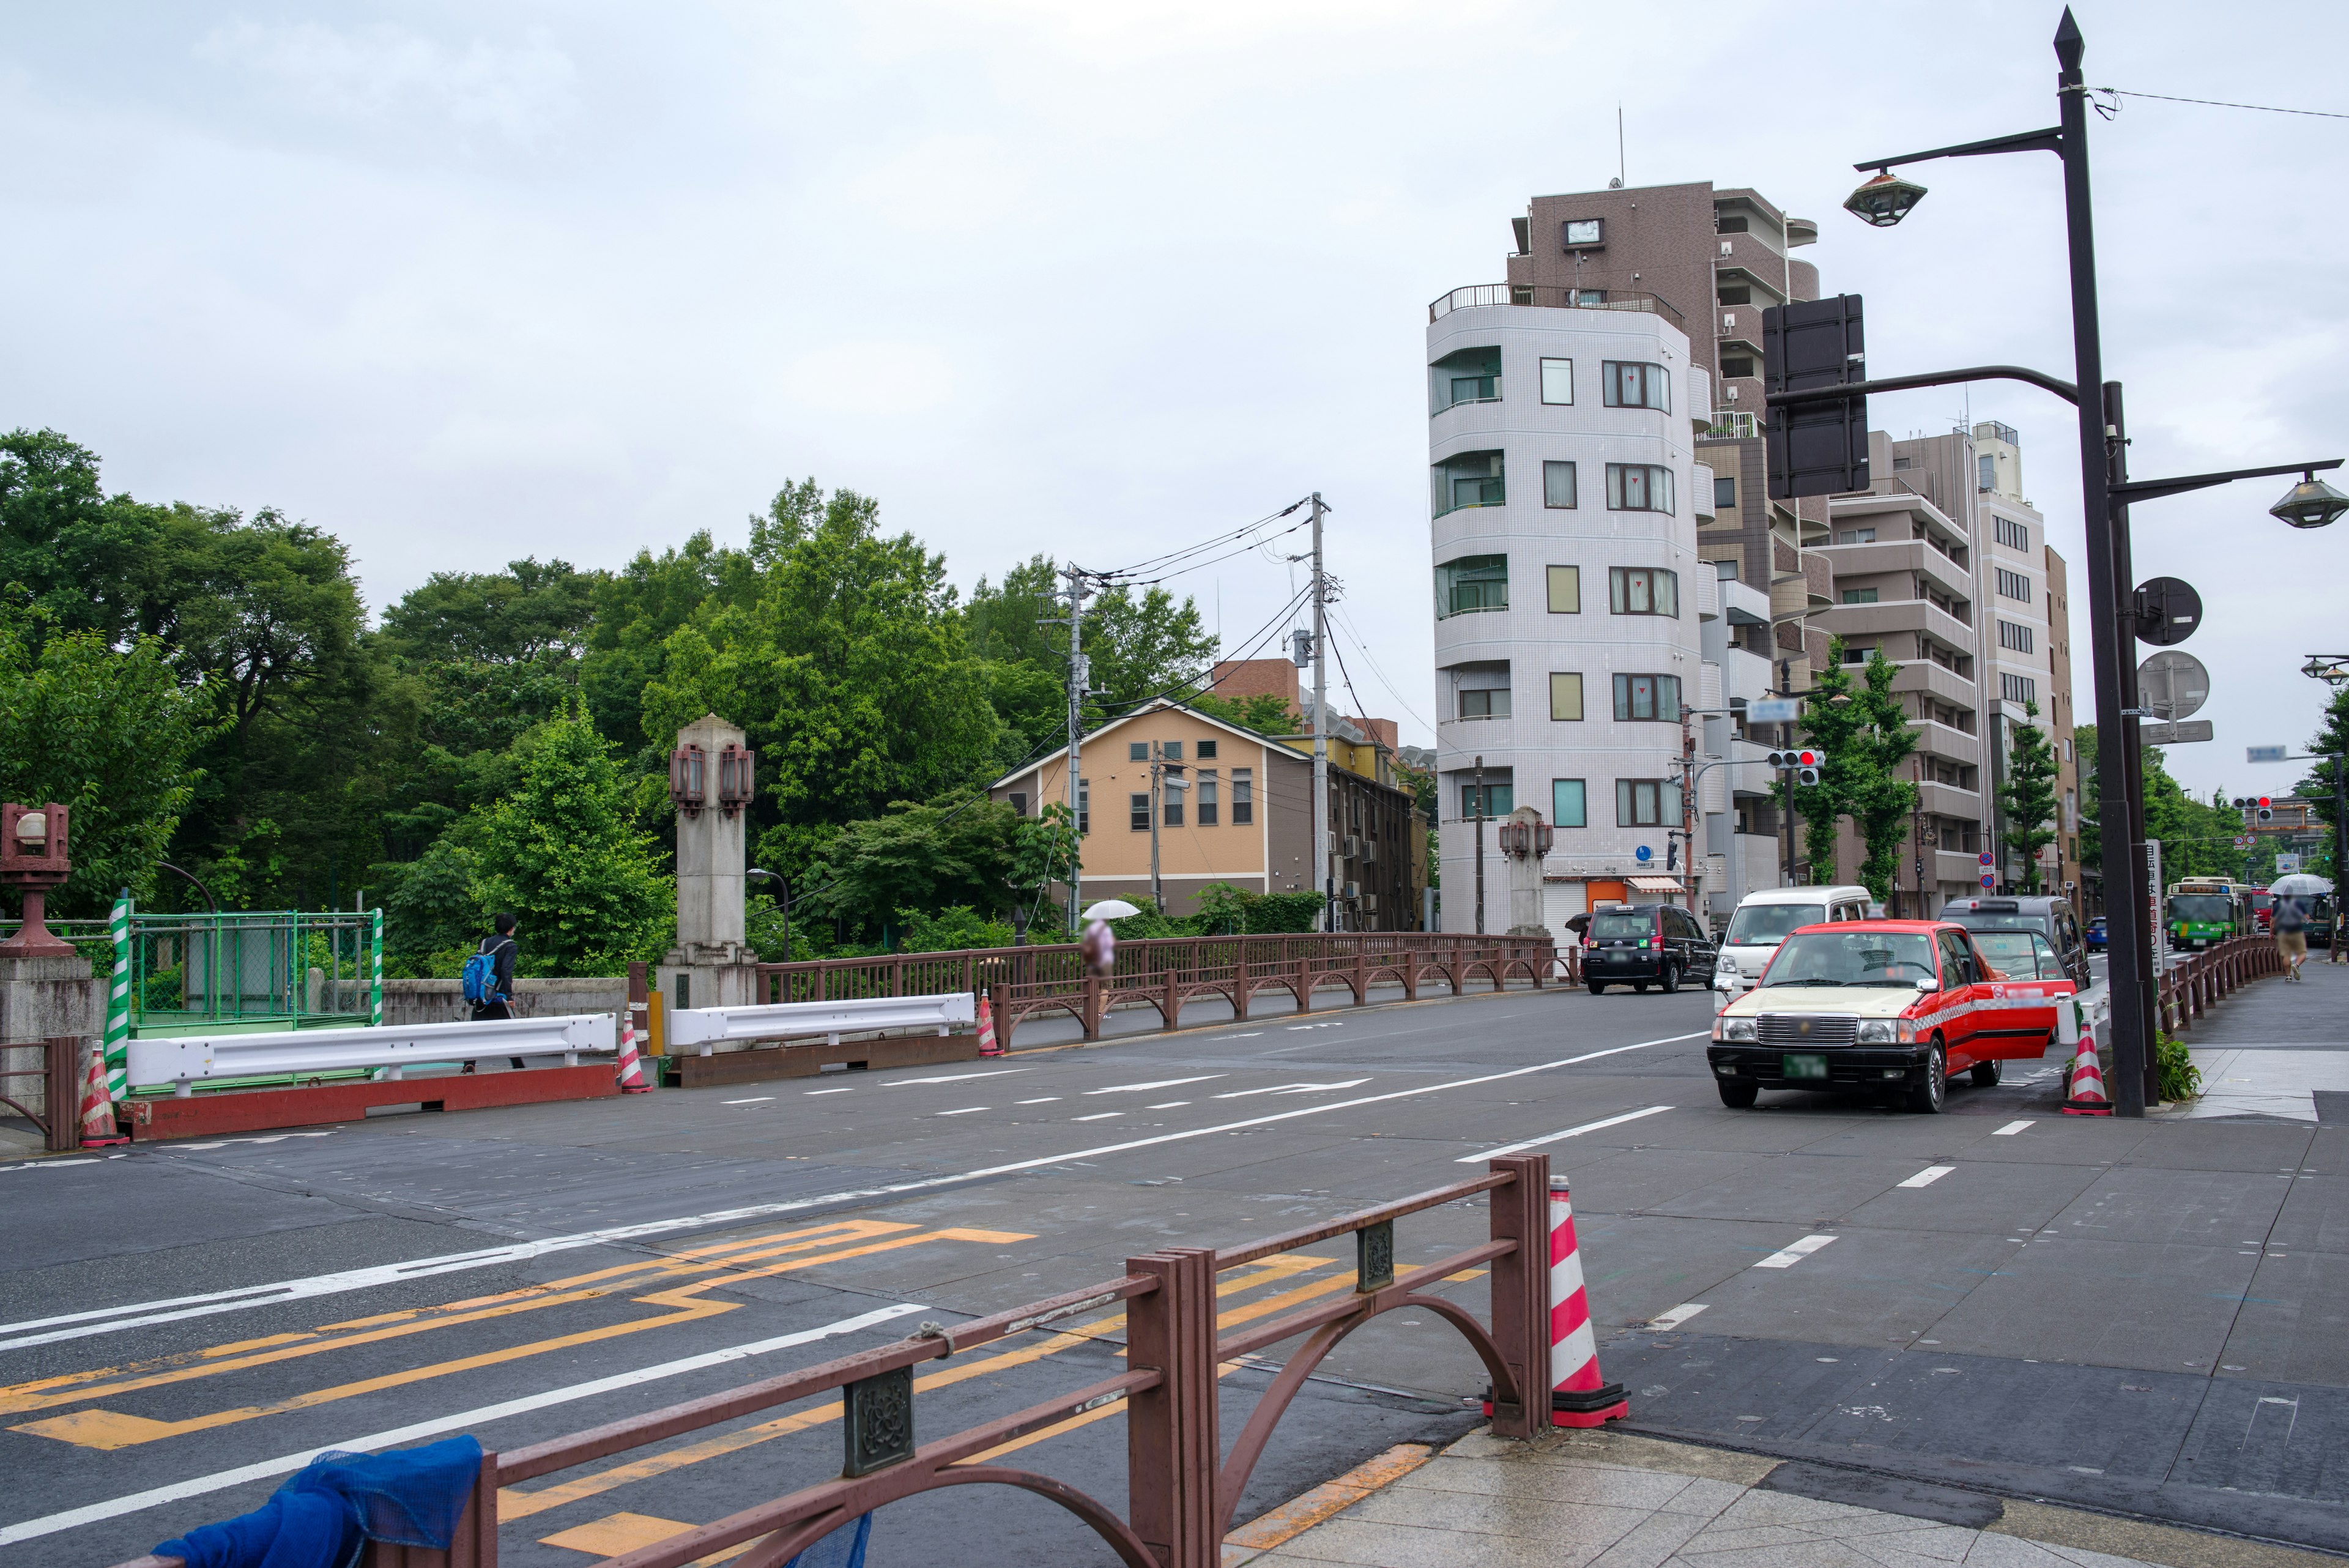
461, 914, 526, 1071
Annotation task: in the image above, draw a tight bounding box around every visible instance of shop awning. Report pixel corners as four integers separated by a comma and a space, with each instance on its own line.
1629, 876, 1685, 894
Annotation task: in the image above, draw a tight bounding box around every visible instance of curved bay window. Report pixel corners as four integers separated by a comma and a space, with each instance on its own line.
1435, 554, 1508, 617
1605, 464, 1674, 514
1433, 451, 1505, 516
1607, 566, 1679, 616
1430, 346, 1502, 414
1611, 672, 1682, 721
1601, 361, 1671, 412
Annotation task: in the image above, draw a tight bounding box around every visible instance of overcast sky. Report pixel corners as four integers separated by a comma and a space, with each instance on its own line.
5, 1, 2344, 803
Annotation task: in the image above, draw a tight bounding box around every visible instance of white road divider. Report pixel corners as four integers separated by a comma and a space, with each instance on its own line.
666, 992, 976, 1054
125, 1014, 618, 1094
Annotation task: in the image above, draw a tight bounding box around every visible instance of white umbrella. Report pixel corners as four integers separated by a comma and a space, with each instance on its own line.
2268, 873, 2332, 898
1082, 899, 1142, 920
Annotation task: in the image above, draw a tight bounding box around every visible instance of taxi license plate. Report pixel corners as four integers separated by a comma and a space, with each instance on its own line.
1781, 1053, 1830, 1080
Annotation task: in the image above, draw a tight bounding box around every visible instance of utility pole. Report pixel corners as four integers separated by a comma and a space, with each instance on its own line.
1474, 754, 1487, 935
1680, 704, 1698, 916
1310, 492, 1332, 932
1054, 564, 1091, 924
1145, 741, 1187, 914
1778, 658, 1796, 887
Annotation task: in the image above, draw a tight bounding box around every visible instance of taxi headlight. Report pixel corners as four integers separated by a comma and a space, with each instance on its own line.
1713, 1016, 1757, 1042
1855, 1019, 1898, 1044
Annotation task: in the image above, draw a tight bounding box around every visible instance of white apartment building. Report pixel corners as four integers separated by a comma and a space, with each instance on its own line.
1426, 291, 1728, 931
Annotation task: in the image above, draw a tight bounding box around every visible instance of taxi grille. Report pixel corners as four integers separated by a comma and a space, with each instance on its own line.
1756, 1014, 1858, 1048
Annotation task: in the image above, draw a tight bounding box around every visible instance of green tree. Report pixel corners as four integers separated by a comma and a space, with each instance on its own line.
1084, 583, 1218, 713
2295, 686, 2349, 876
2000, 701, 2061, 893
1787, 642, 1918, 896
1009, 801, 1080, 935
473, 701, 671, 975
0, 617, 212, 914
1189, 691, 1297, 735
801, 792, 1020, 943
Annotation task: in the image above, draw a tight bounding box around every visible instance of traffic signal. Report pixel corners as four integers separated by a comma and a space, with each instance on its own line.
1765, 748, 1825, 787
2258, 796, 2274, 823
1763, 294, 1869, 499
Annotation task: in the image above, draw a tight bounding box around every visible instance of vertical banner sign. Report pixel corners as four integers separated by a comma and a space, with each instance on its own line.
371, 908, 385, 1027
105, 894, 132, 1099
2145, 840, 2167, 975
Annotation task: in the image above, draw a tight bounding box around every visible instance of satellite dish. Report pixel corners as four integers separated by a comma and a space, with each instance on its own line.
2137, 650, 2210, 721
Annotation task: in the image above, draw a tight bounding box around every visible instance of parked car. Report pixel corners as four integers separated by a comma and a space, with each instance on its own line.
1935, 895, 2091, 991
1584, 903, 1716, 995
1709, 919, 2077, 1112
2084, 915, 2107, 952
1710, 885, 1874, 1008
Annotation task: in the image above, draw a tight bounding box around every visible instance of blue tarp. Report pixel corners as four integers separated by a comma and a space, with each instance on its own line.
157, 1437, 483, 1568
789, 1514, 871, 1568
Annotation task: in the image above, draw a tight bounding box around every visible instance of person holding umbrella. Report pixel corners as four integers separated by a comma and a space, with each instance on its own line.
2268, 872, 2332, 972
1080, 899, 1138, 977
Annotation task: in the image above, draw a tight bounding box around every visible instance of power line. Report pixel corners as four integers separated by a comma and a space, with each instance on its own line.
1091, 497, 1310, 583
2095, 86, 2349, 122
1327, 605, 1436, 734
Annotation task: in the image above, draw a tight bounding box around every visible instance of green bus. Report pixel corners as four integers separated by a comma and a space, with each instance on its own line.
2165, 879, 2247, 951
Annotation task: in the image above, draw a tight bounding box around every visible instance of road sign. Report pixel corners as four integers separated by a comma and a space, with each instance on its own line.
2233, 834, 2257, 849
2247, 745, 2290, 764
2140, 719, 2214, 745
2133, 576, 2202, 647
2137, 650, 2209, 721
1763, 295, 1868, 499
1635, 845, 1652, 863
1978, 852, 1994, 867
1747, 698, 1800, 723
1980, 872, 1997, 888
2277, 853, 2303, 873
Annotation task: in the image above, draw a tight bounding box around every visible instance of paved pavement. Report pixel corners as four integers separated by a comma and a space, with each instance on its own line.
2187, 951, 2349, 1120
4, 964, 2347, 1565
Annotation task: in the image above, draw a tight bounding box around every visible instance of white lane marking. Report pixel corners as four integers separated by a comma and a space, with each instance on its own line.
886, 1070, 1030, 1086
1644, 1303, 1709, 1331
1285, 1025, 1315, 1031
0, 1028, 1709, 1352
1898, 1165, 1955, 1188
724, 1098, 775, 1106
0, 1159, 103, 1173
1754, 1235, 1838, 1269
1072, 1112, 1124, 1122
1148, 1102, 1190, 1109
1459, 1105, 1675, 1162
1085, 1076, 1223, 1096
1215, 1079, 1373, 1100
0, 1304, 924, 1546
1015, 1098, 1061, 1105
934, 1107, 988, 1117
804, 1088, 855, 1096
1993, 1120, 2035, 1135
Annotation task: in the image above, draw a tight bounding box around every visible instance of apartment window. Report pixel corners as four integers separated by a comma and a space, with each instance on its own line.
1997, 567, 2032, 602
1546, 564, 1581, 613
1606, 464, 1675, 514
1716, 214, 1749, 234
1530, 458, 1578, 511
1717, 284, 1751, 306
1076, 781, 1089, 834
1715, 558, 1739, 581
1995, 516, 2030, 551
1163, 740, 1184, 762
1979, 455, 1997, 492
1429, 346, 1501, 414
1714, 475, 1737, 510
1457, 686, 1511, 720
1612, 672, 1683, 722
1720, 355, 1755, 379
1231, 769, 1253, 825
1564, 218, 1602, 247
1195, 776, 1219, 826
1009, 792, 1028, 817
1432, 451, 1505, 516
1842, 587, 1879, 604
1129, 792, 1151, 831
1435, 553, 1508, 617
2002, 672, 2038, 705
1540, 358, 1573, 405
1601, 361, 1671, 412
1893, 456, 1913, 470
1835, 527, 1876, 544
1608, 566, 1680, 616
1573, 289, 1606, 305
1615, 779, 1685, 827
1196, 739, 1217, 760
1998, 619, 2035, 653
1163, 793, 1184, 827
1129, 741, 1148, 761
1552, 779, 1587, 828
1550, 672, 1584, 721
1842, 643, 1871, 663
1461, 782, 1514, 817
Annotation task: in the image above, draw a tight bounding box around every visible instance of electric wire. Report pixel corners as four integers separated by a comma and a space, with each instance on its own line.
1327, 604, 1437, 734
2093, 86, 2349, 122
1089, 497, 1310, 582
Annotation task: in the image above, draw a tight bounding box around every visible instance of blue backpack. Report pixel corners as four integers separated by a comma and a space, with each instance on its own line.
461, 944, 505, 1005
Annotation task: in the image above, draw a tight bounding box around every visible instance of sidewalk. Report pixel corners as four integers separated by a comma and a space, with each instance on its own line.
2183, 946, 2349, 1121
1227, 1427, 2334, 1568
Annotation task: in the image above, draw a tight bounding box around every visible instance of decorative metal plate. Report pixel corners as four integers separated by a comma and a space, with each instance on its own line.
842, 1365, 914, 1477
1357, 1219, 1395, 1293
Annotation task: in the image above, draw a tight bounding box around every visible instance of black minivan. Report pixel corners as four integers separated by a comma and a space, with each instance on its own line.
1585, 903, 1716, 995
1935, 896, 2091, 990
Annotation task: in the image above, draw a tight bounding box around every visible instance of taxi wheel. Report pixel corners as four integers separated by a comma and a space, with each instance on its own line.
1970, 1058, 2002, 1088
1587, 981, 1608, 996
1907, 1041, 1947, 1114
1633, 982, 1650, 994
1660, 962, 1680, 994
1717, 1080, 1759, 1109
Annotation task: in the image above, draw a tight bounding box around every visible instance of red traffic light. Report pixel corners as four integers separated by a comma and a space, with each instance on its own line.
2258, 797, 2272, 808
1796, 749, 1821, 768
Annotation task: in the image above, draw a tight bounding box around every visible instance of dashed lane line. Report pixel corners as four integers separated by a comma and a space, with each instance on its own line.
1642, 1303, 1709, 1331
885, 1070, 1030, 1086
1993, 1120, 2035, 1135
1753, 1235, 1838, 1269
1898, 1165, 1955, 1188
0, 1028, 1707, 1354
1083, 1076, 1223, 1095
1458, 1105, 1674, 1162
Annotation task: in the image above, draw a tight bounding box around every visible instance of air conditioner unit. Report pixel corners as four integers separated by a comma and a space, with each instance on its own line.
1361, 893, 1381, 911
1343, 835, 1363, 859
1342, 881, 1361, 899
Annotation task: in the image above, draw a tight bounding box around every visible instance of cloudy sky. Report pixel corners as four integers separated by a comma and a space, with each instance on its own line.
5, 0, 2344, 803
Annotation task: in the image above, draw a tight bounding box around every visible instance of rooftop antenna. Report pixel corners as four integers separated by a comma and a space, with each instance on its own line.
1610, 105, 1625, 188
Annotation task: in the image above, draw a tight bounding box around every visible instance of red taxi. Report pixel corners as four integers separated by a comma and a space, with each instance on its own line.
1707, 918, 2078, 1113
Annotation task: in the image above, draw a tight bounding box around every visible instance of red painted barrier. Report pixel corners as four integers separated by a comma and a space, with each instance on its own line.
125, 1063, 620, 1140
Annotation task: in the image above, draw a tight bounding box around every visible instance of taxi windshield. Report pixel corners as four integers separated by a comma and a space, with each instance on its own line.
1762, 931, 1937, 987
1969, 930, 2061, 979
1724, 903, 1825, 946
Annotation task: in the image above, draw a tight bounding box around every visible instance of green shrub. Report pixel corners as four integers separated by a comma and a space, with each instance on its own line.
2156, 1031, 2202, 1102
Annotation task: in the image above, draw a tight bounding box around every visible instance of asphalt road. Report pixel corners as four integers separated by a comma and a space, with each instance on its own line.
6, 976, 2347, 1564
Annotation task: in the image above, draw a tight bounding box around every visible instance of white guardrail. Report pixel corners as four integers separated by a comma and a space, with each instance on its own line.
127, 1014, 618, 1094
666, 992, 975, 1055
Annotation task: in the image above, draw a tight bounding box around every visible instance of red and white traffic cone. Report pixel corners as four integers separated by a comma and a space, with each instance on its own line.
79, 1047, 125, 1147
2061, 1029, 2111, 1117
1546, 1175, 1628, 1426
976, 992, 1002, 1058
615, 1013, 651, 1094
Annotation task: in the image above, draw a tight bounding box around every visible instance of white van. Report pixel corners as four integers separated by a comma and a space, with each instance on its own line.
1711, 885, 1875, 1008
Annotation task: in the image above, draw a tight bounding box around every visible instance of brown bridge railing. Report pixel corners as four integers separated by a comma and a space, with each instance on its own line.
2156, 932, 2282, 1034
118, 1156, 1557, 1568
754, 932, 1566, 1045
0, 1035, 81, 1152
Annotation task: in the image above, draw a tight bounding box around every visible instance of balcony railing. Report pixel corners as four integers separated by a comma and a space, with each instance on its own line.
1430, 283, 1687, 325
1701, 411, 1759, 440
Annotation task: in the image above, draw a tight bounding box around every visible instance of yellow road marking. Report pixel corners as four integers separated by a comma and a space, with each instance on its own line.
1222, 1442, 1436, 1562
14, 1228, 1031, 1449
539, 1510, 757, 1567
0, 1220, 915, 1417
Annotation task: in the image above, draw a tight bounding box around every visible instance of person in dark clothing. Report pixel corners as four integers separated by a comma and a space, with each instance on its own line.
464, 913, 525, 1072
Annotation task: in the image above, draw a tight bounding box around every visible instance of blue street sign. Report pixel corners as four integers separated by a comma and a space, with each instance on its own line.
2247, 745, 2289, 764
1635, 845, 1653, 863
1747, 698, 1801, 724
1980, 872, 1996, 888
1978, 852, 1994, 867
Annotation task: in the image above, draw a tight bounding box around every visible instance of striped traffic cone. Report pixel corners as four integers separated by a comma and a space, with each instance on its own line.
1547, 1175, 1628, 1425
615, 1011, 651, 1094
79, 1046, 125, 1147
976, 992, 1003, 1058
2061, 1029, 2111, 1116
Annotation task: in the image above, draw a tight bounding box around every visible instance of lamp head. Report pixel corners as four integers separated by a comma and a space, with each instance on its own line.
2270, 472, 2349, 530
1844, 169, 1927, 228
13, 811, 43, 847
